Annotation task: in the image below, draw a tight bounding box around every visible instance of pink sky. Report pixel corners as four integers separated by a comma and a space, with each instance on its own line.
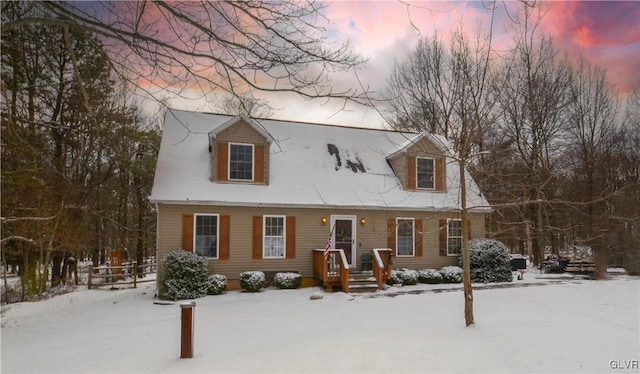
145, 1, 638, 126
324, 1, 640, 93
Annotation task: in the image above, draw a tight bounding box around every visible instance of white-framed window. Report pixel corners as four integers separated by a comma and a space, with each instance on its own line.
416, 157, 435, 189
447, 219, 462, 256
396, 218, 415, 257
195, 214, 218, 258
263, 215, 285, 258
229, 143, 254, 181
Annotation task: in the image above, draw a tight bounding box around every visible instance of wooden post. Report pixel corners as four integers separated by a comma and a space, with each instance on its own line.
180, 301, 196, 358
88, 269, 92, 290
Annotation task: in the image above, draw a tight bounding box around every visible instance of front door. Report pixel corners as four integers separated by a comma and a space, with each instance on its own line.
331, 215, 356, 267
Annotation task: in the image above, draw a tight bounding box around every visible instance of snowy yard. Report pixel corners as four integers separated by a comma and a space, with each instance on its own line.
1, 273, 638, 374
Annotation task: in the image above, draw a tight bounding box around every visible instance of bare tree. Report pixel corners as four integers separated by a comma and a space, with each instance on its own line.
562, 58, 623, 277
384, 20, 498, 325
2, 1, 368, 109
213, 94, 274, 118
495, 4, 573, 266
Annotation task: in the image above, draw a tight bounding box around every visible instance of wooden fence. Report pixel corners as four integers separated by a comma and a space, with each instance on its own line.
88, 260, 157, 289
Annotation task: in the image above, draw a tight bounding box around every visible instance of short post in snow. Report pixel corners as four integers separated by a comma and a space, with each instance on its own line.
180, 301, 196, 358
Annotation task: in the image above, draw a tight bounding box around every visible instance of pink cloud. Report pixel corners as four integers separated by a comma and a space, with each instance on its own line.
541, 1, 640, 92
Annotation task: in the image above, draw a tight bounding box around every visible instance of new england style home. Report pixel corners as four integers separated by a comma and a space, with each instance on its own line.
150, 109, 491, 291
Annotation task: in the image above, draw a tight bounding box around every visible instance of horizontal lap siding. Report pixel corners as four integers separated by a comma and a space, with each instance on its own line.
156, 204, 485, 280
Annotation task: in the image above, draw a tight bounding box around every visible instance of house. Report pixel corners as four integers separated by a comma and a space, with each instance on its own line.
150, 109, 491, 291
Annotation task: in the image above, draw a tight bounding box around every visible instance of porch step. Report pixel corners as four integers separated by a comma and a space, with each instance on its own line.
348, 272, 379, 293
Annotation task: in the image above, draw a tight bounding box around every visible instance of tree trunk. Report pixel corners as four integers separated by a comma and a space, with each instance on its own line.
51, 251, 63, 287
460, 159, 474, 326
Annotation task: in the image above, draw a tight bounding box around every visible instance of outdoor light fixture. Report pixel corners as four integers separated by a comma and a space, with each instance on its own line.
321, 217, 327, 225
360, 218, 366, 225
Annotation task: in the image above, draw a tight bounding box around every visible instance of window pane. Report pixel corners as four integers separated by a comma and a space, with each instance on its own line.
264, 237, 284, 257
449, 220, 462, 236
448, 238, 462, 255
417, 158, 434, 189
397, 219, 414, 256
195, 215, 217, 258
230, 144, 253, 180
447, 220, 462, 255
264, 216, 285, 258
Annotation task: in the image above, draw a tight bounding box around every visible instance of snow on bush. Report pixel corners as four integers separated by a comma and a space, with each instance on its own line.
400, 269, 419, 285
273, 272, 302, 289
461, 238, 513, 283
418, 269, 443, 284
159, 250, 210, 301
239, 271, 266, 292
440, 266, 463, 283
207, 274, 227, 295
386, 269, 418, 286
387, 269, 405, 285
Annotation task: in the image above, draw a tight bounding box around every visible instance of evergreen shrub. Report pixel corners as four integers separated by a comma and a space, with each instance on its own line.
418, 269, 443, 284
207, 274, 227, 295
387, 269, 404, 285
239, 271, 266, 292
160, 250, 210, 300
461, 239, 513, 283
273, 272, 302, 289
440, 266, 463, 283
400, 269, 419, 285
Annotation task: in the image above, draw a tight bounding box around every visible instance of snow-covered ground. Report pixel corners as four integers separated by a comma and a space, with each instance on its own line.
2, 273, 638, 374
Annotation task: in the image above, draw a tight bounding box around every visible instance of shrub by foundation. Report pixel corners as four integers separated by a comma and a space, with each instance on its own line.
160, 250, 210, 300
418, 269, 443, 284
400, 269, 419, 285
239, 271, 266, 292
461, 239, 513, 283
440, 266, 463, 283
273, 272, 302, 289
207, 274, 227, 295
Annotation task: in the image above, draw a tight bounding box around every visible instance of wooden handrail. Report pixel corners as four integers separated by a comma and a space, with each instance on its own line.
313, 249, 350, 292
372, 248, 392, 290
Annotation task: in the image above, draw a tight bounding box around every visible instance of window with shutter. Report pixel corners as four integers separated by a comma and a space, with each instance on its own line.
229, 143, 254, 181
396, 218, 415, 257
416, 157, 435, 189
183, 214, 230, 259
263, 215, 285, 258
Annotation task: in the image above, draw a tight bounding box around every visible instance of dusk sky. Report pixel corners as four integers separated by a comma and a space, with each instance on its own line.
162, 1, 640, 127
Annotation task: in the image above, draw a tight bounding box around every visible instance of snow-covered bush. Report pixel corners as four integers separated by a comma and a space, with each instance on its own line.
386, 269, 418, 286
460, 239, 513, 283
207, 274, 227, 295
418, 269, 443, 284
239, 271, 266, 292
400, 269, 419, 285
160, 250, 210, 300
440, 266, 463, 283
387, 269, 405, 285
273, 272, 302, 289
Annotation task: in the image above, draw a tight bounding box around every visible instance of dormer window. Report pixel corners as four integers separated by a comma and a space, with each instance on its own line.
416, 157, 435, 189
229, 143, 254, 181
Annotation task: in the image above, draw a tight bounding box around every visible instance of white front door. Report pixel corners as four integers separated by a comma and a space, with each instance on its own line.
331, 215, 356, 267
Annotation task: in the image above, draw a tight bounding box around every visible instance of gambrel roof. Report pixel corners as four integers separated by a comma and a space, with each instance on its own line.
150, 109, 490, 212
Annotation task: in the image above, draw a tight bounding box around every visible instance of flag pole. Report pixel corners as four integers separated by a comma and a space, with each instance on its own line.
323, 222, 336, 260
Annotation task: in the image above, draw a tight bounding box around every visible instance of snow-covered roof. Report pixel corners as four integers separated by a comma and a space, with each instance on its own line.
150, 109, 490, 212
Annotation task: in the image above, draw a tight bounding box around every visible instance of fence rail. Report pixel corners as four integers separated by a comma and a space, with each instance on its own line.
88, 260, 157, 289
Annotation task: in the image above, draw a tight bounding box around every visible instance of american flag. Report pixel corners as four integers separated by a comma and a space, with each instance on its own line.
324, 223, 335, 260
323, 234, 332, 260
